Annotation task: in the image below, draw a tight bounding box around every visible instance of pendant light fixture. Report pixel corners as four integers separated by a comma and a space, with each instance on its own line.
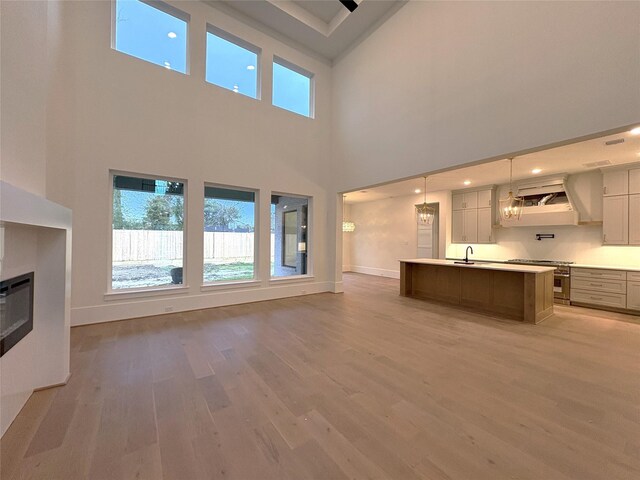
342, 195, 355, 232
415, 176, 435, 225
499, 157, 524, 221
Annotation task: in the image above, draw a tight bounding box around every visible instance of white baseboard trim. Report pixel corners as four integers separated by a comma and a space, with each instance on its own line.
71, 281, 337, 326
348, 265, 400, 279
34, 372, 71, 392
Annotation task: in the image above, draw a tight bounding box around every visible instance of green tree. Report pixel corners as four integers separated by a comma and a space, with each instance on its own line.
204, 200, 241, 230
171, 196, 184, 230
143, 196, 173, 230
113, 189, 125, 229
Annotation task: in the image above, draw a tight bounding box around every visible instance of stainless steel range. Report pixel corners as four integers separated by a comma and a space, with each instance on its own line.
506, 259, 574, 305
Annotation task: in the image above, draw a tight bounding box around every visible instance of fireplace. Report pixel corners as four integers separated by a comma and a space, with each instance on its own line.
0, 272, 34, 357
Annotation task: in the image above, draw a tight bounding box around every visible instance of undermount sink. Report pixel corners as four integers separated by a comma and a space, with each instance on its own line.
454, 261, 475, 265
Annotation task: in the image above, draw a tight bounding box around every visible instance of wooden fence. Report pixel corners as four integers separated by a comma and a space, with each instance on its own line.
112, 230, 272, 262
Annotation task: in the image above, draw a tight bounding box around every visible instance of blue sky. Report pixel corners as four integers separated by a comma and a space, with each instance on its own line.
115, 0, 187, 73
115, 0, 311, 116
273, 62, 311, 117
206, 32, 257, 98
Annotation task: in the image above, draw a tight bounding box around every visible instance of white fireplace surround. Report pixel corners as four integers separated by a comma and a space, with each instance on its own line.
0, 181, 72, 437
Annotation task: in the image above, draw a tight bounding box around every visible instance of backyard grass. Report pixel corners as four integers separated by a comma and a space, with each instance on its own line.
112, 262, 257, 289
203, 262, 254, 282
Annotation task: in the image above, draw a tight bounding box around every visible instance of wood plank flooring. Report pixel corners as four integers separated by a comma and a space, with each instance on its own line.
2, 273, 640, 479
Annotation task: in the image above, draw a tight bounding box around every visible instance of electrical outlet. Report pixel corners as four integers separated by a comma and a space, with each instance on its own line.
165, 306, 174, 312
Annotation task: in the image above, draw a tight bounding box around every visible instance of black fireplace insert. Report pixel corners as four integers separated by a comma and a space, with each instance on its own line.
0, 272, 34, 357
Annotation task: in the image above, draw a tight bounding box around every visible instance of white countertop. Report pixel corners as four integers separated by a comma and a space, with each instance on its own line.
400, 258, 556, 273
571, 264, 640, 273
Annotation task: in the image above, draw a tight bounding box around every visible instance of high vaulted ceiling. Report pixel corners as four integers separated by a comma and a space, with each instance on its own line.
205, 0, 406, 61
345, 128, 640, 203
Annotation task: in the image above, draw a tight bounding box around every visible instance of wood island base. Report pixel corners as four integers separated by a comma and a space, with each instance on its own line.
400, 260, 555, 324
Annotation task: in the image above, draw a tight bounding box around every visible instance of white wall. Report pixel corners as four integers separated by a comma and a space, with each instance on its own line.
43, 1, 335, 325
0, 1, 49, 196
344, 191, 449, 278
332, 1, 640, 192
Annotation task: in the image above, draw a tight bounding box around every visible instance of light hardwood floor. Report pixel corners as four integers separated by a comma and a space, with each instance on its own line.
2, 273, 640, 479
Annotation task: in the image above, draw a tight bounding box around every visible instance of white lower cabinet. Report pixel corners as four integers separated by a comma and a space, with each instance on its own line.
571, 268, 640, 313
571, 289, 627, 309
628, 281, 640, 311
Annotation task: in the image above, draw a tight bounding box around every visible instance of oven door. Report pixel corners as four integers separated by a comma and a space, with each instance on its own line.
553, 273, 571, 304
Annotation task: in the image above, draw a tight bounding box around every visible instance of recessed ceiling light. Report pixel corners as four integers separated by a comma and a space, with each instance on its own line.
167, 32, 177, 39
463, 180, 471, 186
247, 65, 255, 71
532, 168, 542, 174
414, 189, 421, 194
233, 84, 239, 92
164, 61, 171, 69
630, 127, 640, 135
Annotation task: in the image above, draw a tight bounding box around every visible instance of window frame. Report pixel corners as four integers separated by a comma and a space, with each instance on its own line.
107, 170, 189, 295
270, 192, 313, 280
272, 56, 315, 118
202, 182, 260, 286
205, 24, 262, 100
111, 0, 191, 74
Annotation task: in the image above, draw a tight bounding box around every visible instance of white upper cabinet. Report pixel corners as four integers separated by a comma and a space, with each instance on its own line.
603, 170, 629, 196
602, 195, 629, 245
463, 209, 478, 243
463, 191, 478, 210
477, 189, 492, 208
629, 168, 640, 194
452, 210, 464, 243
477, 208, 493, 243
452, 193, 465, 211
629, 194, 640, 245
451, 187, 495, 243
452, 192, 478, 210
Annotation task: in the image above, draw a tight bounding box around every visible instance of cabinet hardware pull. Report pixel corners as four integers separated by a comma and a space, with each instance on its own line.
590, 296, 603, 300
590, 283, 603, 287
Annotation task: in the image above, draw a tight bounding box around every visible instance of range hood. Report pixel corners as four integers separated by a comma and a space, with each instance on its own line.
500, 175, 579, 227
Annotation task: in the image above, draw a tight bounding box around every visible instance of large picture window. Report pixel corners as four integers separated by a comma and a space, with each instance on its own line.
204, 186, 256, 283
111, 174, 185, 290
113, 0, 188, 73
271, 194, 309, 277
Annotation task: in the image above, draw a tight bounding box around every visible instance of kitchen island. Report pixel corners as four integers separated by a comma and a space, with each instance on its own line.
400, 259, 555, 323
